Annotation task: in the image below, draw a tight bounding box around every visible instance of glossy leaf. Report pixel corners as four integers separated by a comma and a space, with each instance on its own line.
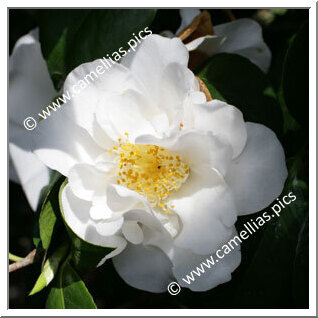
39, 175, 65, 250
38, 9, 157, 89
46, 257, 97, 309
29, 241, 69, 296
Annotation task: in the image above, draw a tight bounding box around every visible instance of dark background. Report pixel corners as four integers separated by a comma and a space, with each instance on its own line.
9, 8, 309, 309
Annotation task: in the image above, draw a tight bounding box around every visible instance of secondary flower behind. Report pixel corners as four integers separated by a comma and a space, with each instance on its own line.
29, 34, 287, 292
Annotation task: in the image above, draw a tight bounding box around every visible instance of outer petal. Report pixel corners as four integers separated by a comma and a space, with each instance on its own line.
143, 226, 241, 292
112, 243, 174, 293
186, 99, 247, 158
172, 235, 241, 291
214, 18, 271, 72
226, 122, 287, 215
9, 29, 55, 209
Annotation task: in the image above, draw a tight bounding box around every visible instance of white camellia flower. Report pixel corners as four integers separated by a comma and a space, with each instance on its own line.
9, 29, 54, 210
163, 9, 271, 72
30, 34, 287, 292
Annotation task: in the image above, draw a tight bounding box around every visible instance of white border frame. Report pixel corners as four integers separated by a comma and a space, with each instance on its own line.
2, 1, 316, 316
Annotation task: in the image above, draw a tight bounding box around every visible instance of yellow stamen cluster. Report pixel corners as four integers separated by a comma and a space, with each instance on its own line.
111, 134, 189, 213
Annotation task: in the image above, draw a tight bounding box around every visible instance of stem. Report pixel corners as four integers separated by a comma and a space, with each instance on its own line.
9, 249, 38, 273
9, 253, 24, 262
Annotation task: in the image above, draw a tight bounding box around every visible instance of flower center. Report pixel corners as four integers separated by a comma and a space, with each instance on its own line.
110, 136, 189, 213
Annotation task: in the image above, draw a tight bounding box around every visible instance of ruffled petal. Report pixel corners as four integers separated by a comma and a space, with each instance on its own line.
61, 184, 126, 255
169, 168, 237, 255
33, 105, 104, 176
122, 221, 144, 244
62, 60, 143, 147
187, 99, 247, 158
136, 130, 232, 176
226, 122, 287, 215
121, 35, 190, 104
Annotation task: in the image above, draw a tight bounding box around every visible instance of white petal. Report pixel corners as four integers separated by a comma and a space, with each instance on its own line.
122, 221, 144, 244
157, 63, 196, 122
9, 155, 19, 184
33, 105, 104, 176
121, 35, 189, 103
68, 163, 113, 201
9, 29, 54, 210
61, 184, 126, 254
188, 99, 247, 158
62, 60, 142, 148
95, 217, 124, 236
95, 90, 156, 142
106, 184, 150, 213
176, 9, 201, 34
169, 168, 237, 255
143, 226, 241, 291
214, 18, 271, 72
9, 140, 50, 211
226, 122, 287, 215
89, 204, 112, 221
9, 28, 56, 125
136, 130, 232, 176
172, 236, 241, 291
112, 243, 174, 293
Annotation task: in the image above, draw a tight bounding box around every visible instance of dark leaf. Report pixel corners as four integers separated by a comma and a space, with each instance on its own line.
46, 257, 97, 309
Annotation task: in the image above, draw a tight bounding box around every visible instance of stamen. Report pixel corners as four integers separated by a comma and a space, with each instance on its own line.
114, 142, 189, 213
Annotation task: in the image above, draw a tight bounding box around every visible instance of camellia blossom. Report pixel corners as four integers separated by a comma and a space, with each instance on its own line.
29, 34, 287, 292
163, 9, 271, 72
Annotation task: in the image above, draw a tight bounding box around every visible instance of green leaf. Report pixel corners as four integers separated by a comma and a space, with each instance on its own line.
58, 180, 114, 274
39, 175, 66, 250
46, 257, 97, 309
29, 241, 69, 296
281, 21, 309, 127
38, 9, 157, 89
196, 53, 283, 137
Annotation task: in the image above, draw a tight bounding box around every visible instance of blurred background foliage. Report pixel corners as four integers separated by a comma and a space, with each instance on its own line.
9, 8, 309, 309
